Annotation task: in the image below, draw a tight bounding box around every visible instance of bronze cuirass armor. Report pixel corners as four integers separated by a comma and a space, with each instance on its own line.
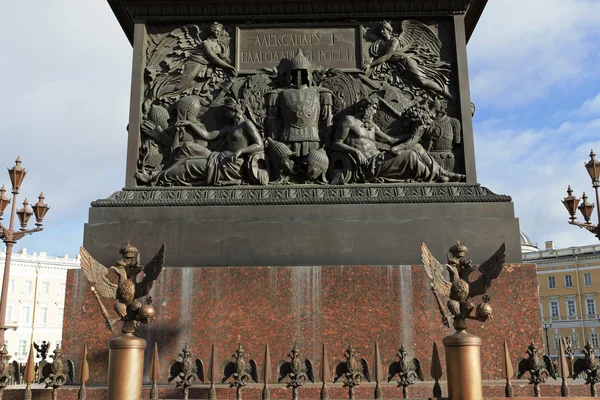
278, 87, 320, 143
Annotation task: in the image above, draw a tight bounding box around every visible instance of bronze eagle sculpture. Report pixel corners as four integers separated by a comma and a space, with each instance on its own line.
278, 344, 315, 399
334, 345, 371, 399
421, 241, 505, 331
388, 345, 424, 399
79, 243, 166, 333
517, 342, 556, 397
0, 345, 19, 388
573, 342, 600, 396
38, 344, 75, 389
169, 345, 204, 400
222, 345, 258, 385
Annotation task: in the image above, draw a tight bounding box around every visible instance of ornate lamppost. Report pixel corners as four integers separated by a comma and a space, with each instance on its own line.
562, 150, 600, 238
542, 321, 552, 356
0, 157, 49, 345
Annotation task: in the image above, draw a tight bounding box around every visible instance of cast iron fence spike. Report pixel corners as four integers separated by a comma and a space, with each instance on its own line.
502, 339, 514, 398
262, 343, 271, 400
430, 340, 442, 399
374, 342, 382, 399
320, 343, 329, 400
149, 342, 160, 400
78, 344, 89, 400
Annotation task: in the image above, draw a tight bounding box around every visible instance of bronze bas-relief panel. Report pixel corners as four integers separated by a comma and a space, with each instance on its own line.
236, 25, 360, 72
138, 19, 465, 188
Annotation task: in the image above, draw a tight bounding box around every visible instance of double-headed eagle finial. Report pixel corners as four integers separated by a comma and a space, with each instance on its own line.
79, 243, 166, 334
421, 241, 505, 332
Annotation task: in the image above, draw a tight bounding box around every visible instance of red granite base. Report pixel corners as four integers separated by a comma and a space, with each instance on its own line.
62, 264, 541, 386
3, 382, 597, 400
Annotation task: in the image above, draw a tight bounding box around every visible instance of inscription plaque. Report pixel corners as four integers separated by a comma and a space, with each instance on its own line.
236, 26, 360, 72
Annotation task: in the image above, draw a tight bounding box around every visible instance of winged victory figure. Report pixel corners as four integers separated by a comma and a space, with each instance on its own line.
278, 344, 315, 400
517, 342, 556, 397
79, 243, 166, 333
387, 345, 424, 399
363, 20, 452, 99
421, 240, 505, 331
168, 344, 204, 400
145, 22, 236, 109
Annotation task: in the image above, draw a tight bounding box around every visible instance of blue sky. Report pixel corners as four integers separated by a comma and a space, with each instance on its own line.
0, 0, 599, 256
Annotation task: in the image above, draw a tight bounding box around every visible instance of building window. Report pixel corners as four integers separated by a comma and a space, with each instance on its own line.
59, 283, 66, 298
585, 273, 593, 286
591, 333, 599, 348
18, 340, 27, 356
39, 305, 48, 325
567, 299, 577, 317
21, 303, 31, 323
550, 300, 560, 318
8, 280, 14, 293
571, 333, 579, 349
57, 307, 64, 326
565, 275, 573, 288
41, 281, 50, 295
554, 335, 560, 350
548, 276, 556, 289
24, 280, 32, 294
587, 299, 597, 316
6, 303, 11, 322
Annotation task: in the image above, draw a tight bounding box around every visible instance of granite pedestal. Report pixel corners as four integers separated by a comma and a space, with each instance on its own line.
63, 262, 539, 386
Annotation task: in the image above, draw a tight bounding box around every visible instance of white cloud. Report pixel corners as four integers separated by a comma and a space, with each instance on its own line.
468, 0, 600, 108
475, 99, 600, 249
0, 0, 598, 256
570, 93, 600, 117
0, 1, 132, 256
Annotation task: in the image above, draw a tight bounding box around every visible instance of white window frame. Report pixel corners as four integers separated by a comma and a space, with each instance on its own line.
571, 332, 579, 349
18, 340, 27, 356
591, 332, 599, 348
566, 298, 577, 317
565, 274, 573, 288
8, 279, 14, 293
548, 276, 556, 289
41, 281, 50, 295
38, 304, 49, 325
20, 302, 32, 323
584, 273, 593, 286
59, 283, 66, 297
5, 302, 12, 323
56, 307, 64, 327
550, 299, 560, 318
587, 298, 597, 316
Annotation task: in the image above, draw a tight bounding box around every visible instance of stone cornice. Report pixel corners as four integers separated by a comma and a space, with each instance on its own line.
108, 0, 473, 43
91, 183, 511, 207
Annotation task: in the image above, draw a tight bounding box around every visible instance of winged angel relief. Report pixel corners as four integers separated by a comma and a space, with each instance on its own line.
79, 243, 166, 334
145, 23, 237, 110
421, 241, 505, 331
363, 20, 451, 99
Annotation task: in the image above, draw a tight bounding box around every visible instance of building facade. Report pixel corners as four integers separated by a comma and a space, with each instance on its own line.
0, 248, 80, 363
523, 236, 600, 357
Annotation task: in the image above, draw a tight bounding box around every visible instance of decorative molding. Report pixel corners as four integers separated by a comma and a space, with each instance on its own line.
91, 183, 511, 207
109, 0, 471, 43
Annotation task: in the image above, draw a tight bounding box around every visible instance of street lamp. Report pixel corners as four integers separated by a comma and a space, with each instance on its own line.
0, 157, 49, 345
563, 150, 600, 239
542, 321, 553, 356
